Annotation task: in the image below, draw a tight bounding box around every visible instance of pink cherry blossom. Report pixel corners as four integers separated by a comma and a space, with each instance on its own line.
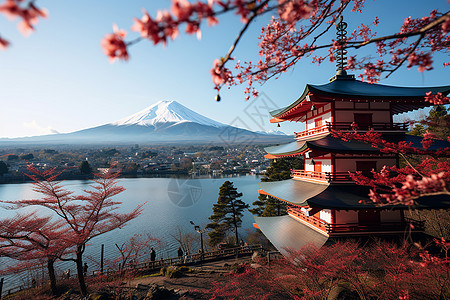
0, 36, 10, 50
424, 91, 450, 105
100, 25, 129, 63
210, 58, 232, 87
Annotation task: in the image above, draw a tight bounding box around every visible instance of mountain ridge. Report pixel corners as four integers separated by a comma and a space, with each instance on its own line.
0, 100, 293, 145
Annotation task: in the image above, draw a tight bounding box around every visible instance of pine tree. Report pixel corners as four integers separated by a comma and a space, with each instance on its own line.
0, 161, 8, 175
249, 194, 286, 217
206, 181, 249, 247
79, 160, 92, 175
249, 157, 301, 217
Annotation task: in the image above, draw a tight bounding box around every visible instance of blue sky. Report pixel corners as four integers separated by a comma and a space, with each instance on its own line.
0, 0, 448, 138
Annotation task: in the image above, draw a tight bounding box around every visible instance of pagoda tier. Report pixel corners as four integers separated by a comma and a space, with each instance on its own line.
258, 180, 450, 210
255, 179, 448, 240
270, 76, 450, 123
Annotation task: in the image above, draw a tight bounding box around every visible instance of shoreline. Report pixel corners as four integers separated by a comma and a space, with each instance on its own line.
0, 171, 262, 185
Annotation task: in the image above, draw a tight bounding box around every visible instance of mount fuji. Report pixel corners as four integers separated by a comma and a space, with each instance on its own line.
1, 100, 293, 145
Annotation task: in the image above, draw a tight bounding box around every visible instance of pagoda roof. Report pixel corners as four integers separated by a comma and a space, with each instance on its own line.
270, 77, 450, 120
265, 133, 450, 157
259, 179, 450, 210
254, 215, 328, 256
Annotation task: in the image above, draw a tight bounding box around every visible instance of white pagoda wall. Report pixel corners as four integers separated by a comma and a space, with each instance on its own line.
320, 209, 332, 223
305, 157, 332, 172
306, 107, 332, 130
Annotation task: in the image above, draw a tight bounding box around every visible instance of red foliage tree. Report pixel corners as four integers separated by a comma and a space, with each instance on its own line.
1, 164, 144, 296
0, 212, 71, 295
204, 240, 449, 299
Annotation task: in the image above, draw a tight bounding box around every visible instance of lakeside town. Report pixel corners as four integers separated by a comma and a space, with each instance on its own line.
0, 144, 272, 183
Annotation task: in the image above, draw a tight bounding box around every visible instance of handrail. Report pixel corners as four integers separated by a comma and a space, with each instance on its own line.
287, 206, 329, 232
294, 122, 408, 139
294, 125, 329, 139
291, 170, 353, 182
326, 121, 408, 131
326, 220, 425, 233
131, 244, 263, 271
287, 206, 425, 234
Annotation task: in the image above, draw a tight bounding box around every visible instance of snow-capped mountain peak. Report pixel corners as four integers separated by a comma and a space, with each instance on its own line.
111, 100, 226, 128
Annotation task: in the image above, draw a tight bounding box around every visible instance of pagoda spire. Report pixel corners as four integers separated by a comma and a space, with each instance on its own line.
330, 16, 355, 81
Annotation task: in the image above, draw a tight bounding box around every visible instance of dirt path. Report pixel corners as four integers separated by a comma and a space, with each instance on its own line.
125, 257, 253, 292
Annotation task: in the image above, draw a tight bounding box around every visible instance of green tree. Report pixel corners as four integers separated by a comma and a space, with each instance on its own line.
206, 181, 249, 247
409, 105, 450, 138
79, 160, 92, 175
250, 157, 303, 217
249, 194, 286, 217
261, 156, 303, 182
0, 161, 8, 175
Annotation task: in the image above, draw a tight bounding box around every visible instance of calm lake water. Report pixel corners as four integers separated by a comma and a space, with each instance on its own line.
0, 175, 261, 291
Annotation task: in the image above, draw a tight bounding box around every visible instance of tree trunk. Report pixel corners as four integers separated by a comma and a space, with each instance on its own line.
47, 258, 57, 295
231, 201, 239, 246
75, 249, 88, 296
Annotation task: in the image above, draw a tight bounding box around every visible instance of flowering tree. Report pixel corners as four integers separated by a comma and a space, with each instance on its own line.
0, 0, 47, 48
1, 164, 144, 296
331, 125, 450, 206
96, 0, 450, 100
0, 212, 71, 295
203, 240, 449, 299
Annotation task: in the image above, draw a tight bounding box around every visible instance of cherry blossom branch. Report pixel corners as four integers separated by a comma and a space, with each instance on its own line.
220, 0, 270, 68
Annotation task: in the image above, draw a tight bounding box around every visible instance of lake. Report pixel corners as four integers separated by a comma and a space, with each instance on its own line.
0, 175, 262, 291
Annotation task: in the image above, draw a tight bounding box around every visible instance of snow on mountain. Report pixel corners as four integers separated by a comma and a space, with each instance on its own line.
111, 100, 226, 128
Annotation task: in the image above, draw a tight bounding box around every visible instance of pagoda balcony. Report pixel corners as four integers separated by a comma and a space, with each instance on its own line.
291, 169, 353, 183
294, 122, 408, 139
287, 206, 425, 235
327, 121, 409, 131
326, 218, 425, 235
287, 206, 329, 233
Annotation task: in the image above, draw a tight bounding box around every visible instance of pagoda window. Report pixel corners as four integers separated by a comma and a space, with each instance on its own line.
356, 161, 376, 178
358, 210, 381, 226
314, 118, 323, 128
354, 113, 373, 129
314, 161, 322, 173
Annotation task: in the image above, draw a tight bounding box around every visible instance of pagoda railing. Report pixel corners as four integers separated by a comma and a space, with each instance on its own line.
287, 206, 425, 234
294, 124, 329, 139
294, 122, 408, 139
291, 169, 353, 182
287, 206, 329, 232
325, 218, 425, 234
326, 121, 408, 131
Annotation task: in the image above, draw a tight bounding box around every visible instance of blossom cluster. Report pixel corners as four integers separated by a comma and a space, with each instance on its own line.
332, 126, 450, 206
0, 0, 47, 49
425, 91, 450, 105
100, 25, 129, 63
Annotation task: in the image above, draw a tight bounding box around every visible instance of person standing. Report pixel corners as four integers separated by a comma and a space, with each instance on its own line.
150, 247, 156, 262
83, 263, 88, 277
177, 247, 183, 262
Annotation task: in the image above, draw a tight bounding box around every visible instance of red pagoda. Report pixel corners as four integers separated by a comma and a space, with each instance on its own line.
254, 19, 450, 255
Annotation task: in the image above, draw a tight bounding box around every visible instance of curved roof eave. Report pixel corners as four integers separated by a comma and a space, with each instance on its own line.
269, 79, 450, 119
269, 85, 311, 118
254, 215, 329, 256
